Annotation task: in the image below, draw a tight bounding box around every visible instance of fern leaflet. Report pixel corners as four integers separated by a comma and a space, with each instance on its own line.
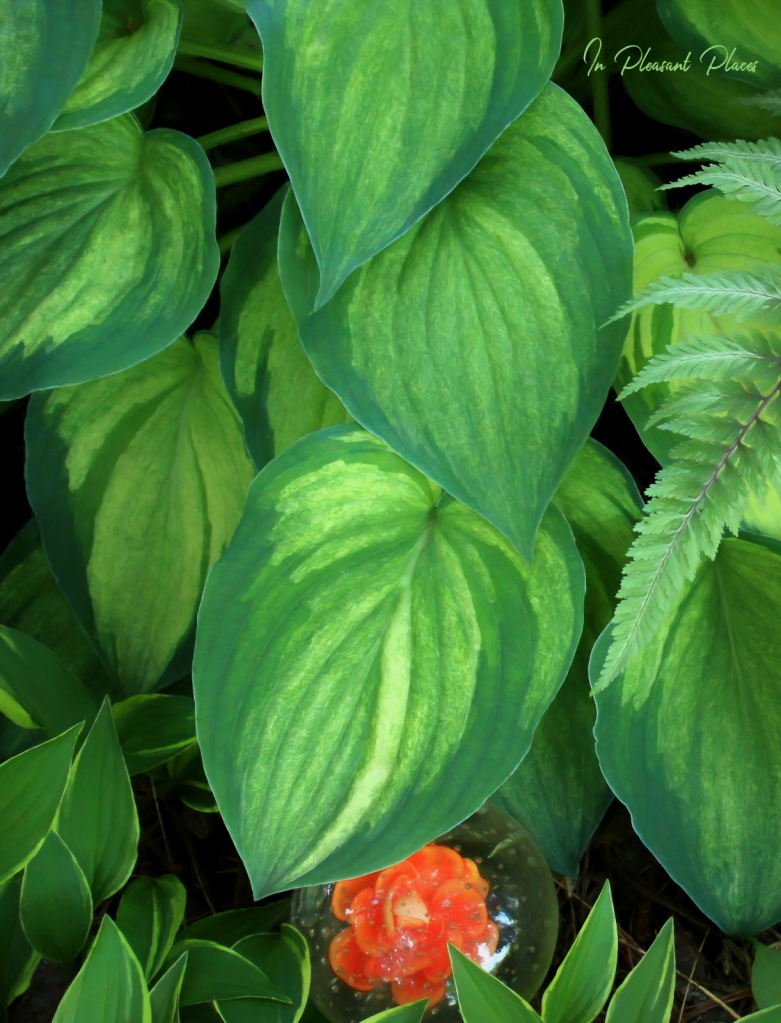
736, 89, 781, 117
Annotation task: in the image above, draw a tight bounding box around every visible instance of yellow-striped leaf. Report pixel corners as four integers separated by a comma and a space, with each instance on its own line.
0, 0, 101, 176
53, 0, 183, 132
26, 335, 255, 695
248, 0, 564, 306
279, 84, 633, 561
193, 424, 584, 897
219, 186, 350, 470
0, 113, 218, 399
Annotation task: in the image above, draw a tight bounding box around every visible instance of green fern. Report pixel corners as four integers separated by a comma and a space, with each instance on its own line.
596, 332, 781, 688
736, 88, 781, 118
659, 138, 781, 225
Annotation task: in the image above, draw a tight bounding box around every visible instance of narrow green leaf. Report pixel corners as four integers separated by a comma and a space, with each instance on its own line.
495, 441, 641, 877
593, 538, 781, 934
753, 944, 781, 1010
0, 0, 101, 176
151, 953, 189, 1023
0, 725, 80, 886
20, 831, 93, 963
175, 940, 292, 1006
604, 919, 675, 1023
0, 875, 39, 1013
279, 83, 633, 560
0, 520, 114, 702
174, 901, 291, 949
0, 625, 100, 735
52, 915, 151, 1023
743, 1009, 781, 1022
541, 883, 617, 1023
450, 944, 543, 1023
219, 925, 310, 1023
26, 334, 255, 695
219, 186, 350, 470
361, 1002, 428, 1023
114, 696, 196, 775
53, 0, 183, 131
57, 700, 139, 905
117, 875, 187, 981
248, 0, 563, 305
0, 114, 218, 399
194, 424, 583, 897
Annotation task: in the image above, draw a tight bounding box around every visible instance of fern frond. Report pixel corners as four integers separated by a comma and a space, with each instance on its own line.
735, 89, 781, 117
596, 379, 781, 689
659, 138, 781, 225
607, 267, 781, 326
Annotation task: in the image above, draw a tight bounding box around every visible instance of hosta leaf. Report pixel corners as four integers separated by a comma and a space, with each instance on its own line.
174, 901, 291, 948
0, 875, 39, 1012
150, 953, 188, 1023
614, 159, 667, 218
193, 424, 583, 897
52, 916, 151, 1023
450, 945, 542, 1023
617, 191, 781, 465
114, 695, 196, 775
495, 441, 641, 878
0, 520, 114, 701
219, 186, 350, 470
117, 875, 187, 980
20, 830, 93, 963
0, 114, 218, 399
57, 700, 139, 905
593, 537, 781, 934
0, 624, 100, 735
219, 926, 310, 1023
0, 725, 80, 886
174, 940, 291, 1006
753, 942, 781, 1010
658, 0, 781, 90
604, 919, 675, 1023
248, 0, 563, 306
53, 0, 183, 132
26, 334, 255, 695
0, 0, 101, 176
280, 84, 632, 561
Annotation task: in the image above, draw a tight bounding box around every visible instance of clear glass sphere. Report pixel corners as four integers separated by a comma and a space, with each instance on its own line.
291, 801, 559, 1022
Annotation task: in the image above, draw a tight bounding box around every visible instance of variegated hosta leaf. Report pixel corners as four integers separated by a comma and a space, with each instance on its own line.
25, 335, 255, 696
613, 158, 667, 218
593, 535, 781, 935
248, 0, 564, 305
52, 0, 183, 132
494, 440, 641, 878
219, 185, 350, 470
193, 424, 584, 897
0, 113, 218, 400
617, 190, 781, 465
0, 0, 101, 176
279, 84, 633, 562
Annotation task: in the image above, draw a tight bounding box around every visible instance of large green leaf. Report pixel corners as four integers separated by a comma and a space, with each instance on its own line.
114, 695, 196, 775
20, 830, 93, 963
53, 0, 183, 132
0, 725, 80, 886
0, 875, 39, 1012
623, 13, 781, 143
0, 520, 114, 701
0, 624, 100, 735
450, 944, 543, 1023
193, 424, 583, 897
26, 334, 255, 695
53, 915, 151, 1023
604, 919, 675, 1023
117, 875, 187, 980
219, 926, 310, 1023
248, 0, 563, 306
658, 0, 781, 89
279, 84, 633, 560
616, 191, 781, 465
0, 114, 218, 399
494, 441, 641, 878
219, 186, 350, 470
593, 537, 781, 934
174, 940, 292, 1006
0, 0, 101, 177
57, 700, 139, 905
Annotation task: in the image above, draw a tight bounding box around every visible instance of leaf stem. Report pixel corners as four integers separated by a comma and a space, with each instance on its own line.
177, 39, 263, 73
213, 152, 285, 188
584, 0, 611, 150
197, 116, 269, 150
173, 56, 261, 96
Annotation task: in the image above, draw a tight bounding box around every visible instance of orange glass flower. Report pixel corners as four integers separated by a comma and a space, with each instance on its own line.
328, 843, 499, 1009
